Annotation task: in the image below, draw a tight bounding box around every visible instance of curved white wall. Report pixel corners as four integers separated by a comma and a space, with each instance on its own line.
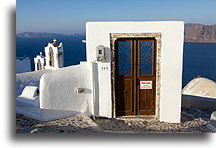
39, 64, 93, 116
16, 70, 50, 97
183, 77, 216, 98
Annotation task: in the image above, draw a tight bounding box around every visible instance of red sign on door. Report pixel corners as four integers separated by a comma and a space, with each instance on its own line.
140, 81, 152, 89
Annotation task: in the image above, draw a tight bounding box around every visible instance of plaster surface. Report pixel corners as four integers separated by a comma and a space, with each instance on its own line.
44, 42, 64, 69
182, 77, 216, 110
39, 64, 92, 116
182, 77, 216, 98
16, 100, 79, 121
34, 52, 45, 71
16, 69, 50, 97
16, 66, 86, 121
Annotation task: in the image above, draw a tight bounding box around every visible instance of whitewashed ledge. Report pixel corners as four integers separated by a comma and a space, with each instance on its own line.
16, 66, 92, 121
16, 70, 51, 97
16, 69, 73, 121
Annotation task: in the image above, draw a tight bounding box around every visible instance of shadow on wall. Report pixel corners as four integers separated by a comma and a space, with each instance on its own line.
92, 63, 99, 116
105, 47, 111, 63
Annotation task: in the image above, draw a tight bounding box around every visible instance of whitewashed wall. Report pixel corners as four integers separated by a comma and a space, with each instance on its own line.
39, 64, 93, 116
16, 70, 50, 97
91, 62, 112, 117
86, 21, 184, 122
44, 43, 64, 69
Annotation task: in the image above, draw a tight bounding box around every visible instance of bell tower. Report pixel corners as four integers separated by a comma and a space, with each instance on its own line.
34, 52, 45, 71
44, 38, 64, 69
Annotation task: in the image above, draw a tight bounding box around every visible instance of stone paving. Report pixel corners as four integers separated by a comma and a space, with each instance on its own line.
16, 107, 214, 133
16, 113, 102, 134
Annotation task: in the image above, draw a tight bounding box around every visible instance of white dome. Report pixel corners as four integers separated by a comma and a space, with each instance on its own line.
182, 77, 216, 98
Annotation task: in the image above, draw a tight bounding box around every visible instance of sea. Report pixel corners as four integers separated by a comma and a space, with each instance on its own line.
16, 35, 216, 87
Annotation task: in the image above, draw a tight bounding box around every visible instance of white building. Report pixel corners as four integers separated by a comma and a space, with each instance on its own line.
34, 52, 45, 71
16, 21, 184, 123
34, 39, 64, 71
44, 39, 64, 69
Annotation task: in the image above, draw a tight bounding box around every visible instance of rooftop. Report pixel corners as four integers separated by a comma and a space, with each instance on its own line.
182, 77, 216, 98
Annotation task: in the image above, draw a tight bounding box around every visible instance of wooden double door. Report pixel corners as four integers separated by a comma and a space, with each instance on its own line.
115, 38, 156, 116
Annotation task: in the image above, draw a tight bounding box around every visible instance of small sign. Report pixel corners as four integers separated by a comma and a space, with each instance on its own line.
140, 81, 152, 89
101, 67, 108, 70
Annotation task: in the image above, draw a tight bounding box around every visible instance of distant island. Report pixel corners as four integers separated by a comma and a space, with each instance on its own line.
185, 23, 215, 43
16, 32, 85, 38
16, 23, 216, 43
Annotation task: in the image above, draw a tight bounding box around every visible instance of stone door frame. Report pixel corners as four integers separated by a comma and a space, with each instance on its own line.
110, 33, 162, 119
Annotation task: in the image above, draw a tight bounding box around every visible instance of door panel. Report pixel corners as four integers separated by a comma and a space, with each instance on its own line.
137, 40, 156, 115
117, 79, 134, 115
116, 39, 135, 116
115, 38, 156, 116
138, 79, 155, 114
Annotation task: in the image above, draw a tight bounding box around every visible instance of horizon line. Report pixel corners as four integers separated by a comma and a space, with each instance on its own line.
16, 22, 215, 34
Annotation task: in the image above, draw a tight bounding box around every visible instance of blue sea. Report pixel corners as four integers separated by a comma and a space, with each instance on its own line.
16, 36, 216, 87
16, 35, 86, 68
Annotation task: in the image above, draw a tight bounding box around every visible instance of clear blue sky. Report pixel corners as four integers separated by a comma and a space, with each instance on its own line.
16, 0, 215, 33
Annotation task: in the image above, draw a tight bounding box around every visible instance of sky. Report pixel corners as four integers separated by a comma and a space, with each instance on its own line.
16, 0, 215, 33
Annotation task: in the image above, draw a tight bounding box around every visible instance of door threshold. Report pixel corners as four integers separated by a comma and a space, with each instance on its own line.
116, 115, 157, 120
